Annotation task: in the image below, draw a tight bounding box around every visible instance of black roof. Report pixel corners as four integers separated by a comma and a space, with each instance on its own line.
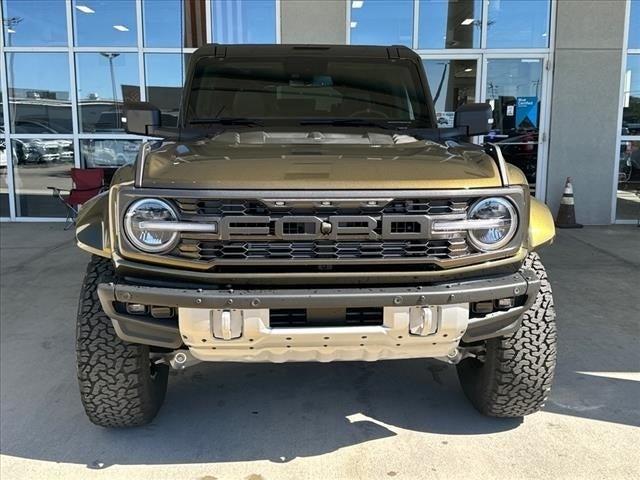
189, 44, 421, 62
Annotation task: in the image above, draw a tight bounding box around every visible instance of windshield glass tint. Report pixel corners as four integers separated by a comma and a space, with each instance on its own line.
186, 58, 430, 125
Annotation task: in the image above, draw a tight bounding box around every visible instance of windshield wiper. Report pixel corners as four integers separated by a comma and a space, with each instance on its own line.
299, 119, 398, 130
190, 117, 264, 126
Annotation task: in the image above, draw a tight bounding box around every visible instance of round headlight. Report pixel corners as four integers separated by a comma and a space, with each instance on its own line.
467, 197, 518, 251
124, 198, 178, 253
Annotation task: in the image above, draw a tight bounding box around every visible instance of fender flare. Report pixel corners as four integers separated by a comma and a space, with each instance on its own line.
76, 191, 112, 258
528, 197, 555, 250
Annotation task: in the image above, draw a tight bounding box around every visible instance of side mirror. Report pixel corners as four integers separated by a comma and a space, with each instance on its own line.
124, 102, 161, 135
454, 103, 493, 136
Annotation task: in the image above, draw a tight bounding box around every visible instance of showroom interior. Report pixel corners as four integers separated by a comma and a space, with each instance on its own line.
0, 0, 638, 224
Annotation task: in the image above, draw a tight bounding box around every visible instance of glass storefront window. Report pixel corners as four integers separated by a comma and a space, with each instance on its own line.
145, 53, 189, 127
629, 0, 640, 49
72, 0, 137, 47
423, 59, 477, 127
6, 53, 73, 134
623, 55, 640, 136
350, 0, 413, 47
212, 0, 277, 44
0, 148, 8, 216
75, 53, 140, 133
2, 0, 67, 47
81, 139, 141, 168
418, 0, 482, 49
485, 58, 543, 186
1, 88, 8, 215
143, 0, 206, 48
11, 138, 74, 217
487, 0, 550, 49
617, 141, 640, 221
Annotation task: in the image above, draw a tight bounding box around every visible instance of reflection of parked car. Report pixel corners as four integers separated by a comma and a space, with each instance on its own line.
82, 140, 139, 167
619, 141, 640, 183
13, 139, 73, 164
496, 131, 538, 185
2, 121, 73, 165
0, 138, 6, 169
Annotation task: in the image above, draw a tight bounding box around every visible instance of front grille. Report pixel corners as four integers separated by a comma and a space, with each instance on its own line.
176, 238, 469, 261
175, 198, 469, 217
163, 196, 478, 266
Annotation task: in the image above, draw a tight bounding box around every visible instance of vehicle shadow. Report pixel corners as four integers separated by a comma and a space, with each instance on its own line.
1, 359, 521, 469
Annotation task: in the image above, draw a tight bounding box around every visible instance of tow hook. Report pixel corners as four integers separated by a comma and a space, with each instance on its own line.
168, 350, 201, 370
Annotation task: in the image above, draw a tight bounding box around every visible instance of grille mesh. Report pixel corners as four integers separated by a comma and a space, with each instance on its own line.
177, 239, 469, 261
174, 198, 469, 217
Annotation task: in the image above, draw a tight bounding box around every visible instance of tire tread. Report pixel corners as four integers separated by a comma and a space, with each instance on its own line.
76, 256, 167, 427
457, 252, 557, 417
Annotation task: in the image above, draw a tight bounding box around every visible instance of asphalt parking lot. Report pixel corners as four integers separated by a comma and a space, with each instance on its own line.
1, 223, 639, 480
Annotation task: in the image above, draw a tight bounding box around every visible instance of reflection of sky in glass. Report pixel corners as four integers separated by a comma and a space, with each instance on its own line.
7, 53, 70, 96
143, 0, 182, 47
627, 56, 640, 95
7, 53, 72, 133
145, 53, 188, 115
76, 53, 139, 101
487, 0, 550, 48
418, 0, 482, 49
212, 0, 276, 43
73, 0, 137, 46
486, 59, 542, 99
350, 0, 413, 47
2, 0, 67, 46
630, 0, 640, 49
624, 55, 640, 126
146, 54, 184, 88
423, 59, 476, 112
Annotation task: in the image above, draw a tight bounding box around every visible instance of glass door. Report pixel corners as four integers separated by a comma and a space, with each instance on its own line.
422, 56, 481, 128
482, 56, 550, 198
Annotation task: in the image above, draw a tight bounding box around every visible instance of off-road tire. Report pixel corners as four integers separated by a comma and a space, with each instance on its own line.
456, 252, 556, 417
76, 255, 169, 427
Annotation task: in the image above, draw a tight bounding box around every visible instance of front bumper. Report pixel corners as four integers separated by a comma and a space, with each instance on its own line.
97, 268, 540, 361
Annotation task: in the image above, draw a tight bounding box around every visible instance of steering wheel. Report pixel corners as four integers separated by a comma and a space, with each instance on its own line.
348, 108, 389, 119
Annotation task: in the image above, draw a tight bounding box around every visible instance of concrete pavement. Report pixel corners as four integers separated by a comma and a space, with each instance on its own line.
0, 223, 638, 480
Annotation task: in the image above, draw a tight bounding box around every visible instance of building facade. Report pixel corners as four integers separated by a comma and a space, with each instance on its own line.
0, 0, 638, 224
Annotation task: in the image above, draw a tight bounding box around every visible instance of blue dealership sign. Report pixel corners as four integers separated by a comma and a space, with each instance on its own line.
515, 96, 538, 129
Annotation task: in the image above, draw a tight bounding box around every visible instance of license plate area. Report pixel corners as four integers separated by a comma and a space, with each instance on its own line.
269, 307, 384, 328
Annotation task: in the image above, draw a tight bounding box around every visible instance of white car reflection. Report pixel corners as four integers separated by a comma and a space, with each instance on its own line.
15, 139, 73, 164
82, 141, 139, 167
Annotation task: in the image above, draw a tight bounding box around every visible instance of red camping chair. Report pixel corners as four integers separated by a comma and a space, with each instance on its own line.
48, 168, 105, 229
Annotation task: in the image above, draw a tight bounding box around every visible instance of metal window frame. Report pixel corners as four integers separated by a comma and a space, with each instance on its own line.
613, 0, 639, 224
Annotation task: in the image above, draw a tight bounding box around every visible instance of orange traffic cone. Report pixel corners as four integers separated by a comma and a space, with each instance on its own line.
555, 177, 583, 228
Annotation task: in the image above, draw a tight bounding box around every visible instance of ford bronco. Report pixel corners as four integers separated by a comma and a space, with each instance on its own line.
75, 44, 556, 427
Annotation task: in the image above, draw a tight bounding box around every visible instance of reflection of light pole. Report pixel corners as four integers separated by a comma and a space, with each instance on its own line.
4, 17, 23, 130
100, 52, 121, 129
3, 16, 23, 46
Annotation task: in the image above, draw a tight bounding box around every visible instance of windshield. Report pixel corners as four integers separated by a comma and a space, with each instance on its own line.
185, 57, 432, 127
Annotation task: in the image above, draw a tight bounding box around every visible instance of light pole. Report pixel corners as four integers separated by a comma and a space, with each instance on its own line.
3, 16, 23, 217
4, 17, 23, 123
100, 52, 121, 129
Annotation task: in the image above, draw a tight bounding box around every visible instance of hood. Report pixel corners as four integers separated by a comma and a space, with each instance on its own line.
140, 133, 502, 190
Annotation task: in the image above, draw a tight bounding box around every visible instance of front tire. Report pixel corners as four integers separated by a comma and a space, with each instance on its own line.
76, 256, 169, 427
456, 252, 557, 417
